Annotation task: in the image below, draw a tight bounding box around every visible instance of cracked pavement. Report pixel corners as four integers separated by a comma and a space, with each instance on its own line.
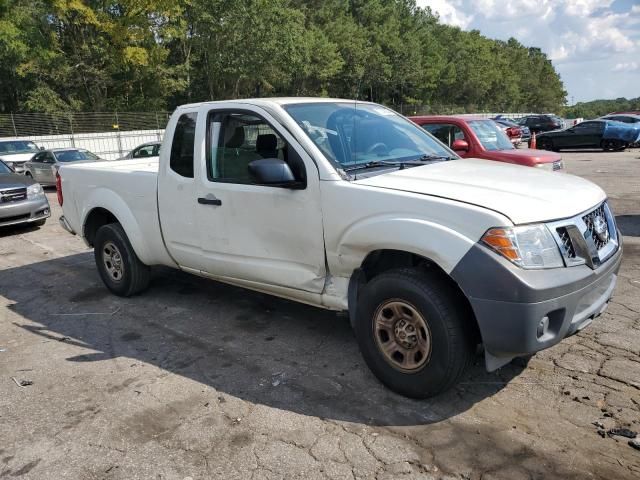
1, 149, 639, 479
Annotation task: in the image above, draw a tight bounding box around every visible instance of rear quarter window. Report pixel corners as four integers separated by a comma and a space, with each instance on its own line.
170, 113, 198, 178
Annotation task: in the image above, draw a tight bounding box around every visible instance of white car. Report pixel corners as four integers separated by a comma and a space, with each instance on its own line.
57, 98, 622, 398
0, 139, 41, 174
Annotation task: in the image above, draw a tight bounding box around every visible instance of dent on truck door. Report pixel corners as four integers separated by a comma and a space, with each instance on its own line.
196, 109, 326, 293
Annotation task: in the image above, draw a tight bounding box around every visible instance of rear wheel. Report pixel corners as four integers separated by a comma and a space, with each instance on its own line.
354, 268, 474, 398
539, 137, 554, 151
601, 139, 625, 151
94, 223, 150, 296
25, 172, 32, 178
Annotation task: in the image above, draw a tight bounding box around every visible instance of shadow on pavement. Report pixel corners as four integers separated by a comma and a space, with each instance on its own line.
1, 252, 525, 427
616, 215, 640, 237
0, 222, 43, 238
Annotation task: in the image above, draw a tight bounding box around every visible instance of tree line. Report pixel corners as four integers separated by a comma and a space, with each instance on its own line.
564, 97, 640, 119
0, 0, 567, 114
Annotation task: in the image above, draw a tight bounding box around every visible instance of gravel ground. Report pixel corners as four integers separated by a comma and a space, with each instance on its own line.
1, 149, 639, 479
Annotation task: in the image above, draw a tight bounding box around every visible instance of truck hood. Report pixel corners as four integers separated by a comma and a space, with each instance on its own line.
355, 159, 605, 225
0, 152, 35, 163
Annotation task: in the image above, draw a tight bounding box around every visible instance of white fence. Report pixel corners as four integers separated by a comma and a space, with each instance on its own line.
0, 111, 169, 160
16, 129, 165, 160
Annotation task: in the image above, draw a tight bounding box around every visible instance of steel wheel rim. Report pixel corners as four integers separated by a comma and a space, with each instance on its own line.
373, 299, 432, 372
102, 242, 124, 282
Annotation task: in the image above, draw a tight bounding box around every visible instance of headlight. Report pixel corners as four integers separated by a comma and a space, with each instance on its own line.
535, 163, 553, 171
27, 183, 44, 199
481, 225, 564, 269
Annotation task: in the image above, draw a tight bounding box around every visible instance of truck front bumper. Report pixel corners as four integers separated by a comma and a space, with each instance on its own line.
0, 196, 51, 228
451, 238, 623, 371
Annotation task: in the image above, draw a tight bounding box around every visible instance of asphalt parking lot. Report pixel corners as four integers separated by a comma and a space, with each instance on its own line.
1, 150, 639, 479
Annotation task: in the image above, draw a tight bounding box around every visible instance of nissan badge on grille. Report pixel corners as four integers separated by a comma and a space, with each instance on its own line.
593, 215, 608, 243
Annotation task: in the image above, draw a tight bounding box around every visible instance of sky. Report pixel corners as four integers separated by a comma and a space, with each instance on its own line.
417, 0, 640, 103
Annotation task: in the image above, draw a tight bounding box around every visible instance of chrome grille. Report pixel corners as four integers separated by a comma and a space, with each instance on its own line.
556, 227, 576, 258
0, 187, 27, 203
583, 204, 610, 250
548, 201, 619, 270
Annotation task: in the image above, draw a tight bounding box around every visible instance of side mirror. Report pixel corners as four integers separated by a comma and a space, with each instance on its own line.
248, 158, 302, 188
451, 139, 469, 152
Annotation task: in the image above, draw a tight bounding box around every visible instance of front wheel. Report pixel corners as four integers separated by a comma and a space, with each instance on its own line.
94, 223, 150, 297
25, 172, 32, 178
354, 268, 475, 398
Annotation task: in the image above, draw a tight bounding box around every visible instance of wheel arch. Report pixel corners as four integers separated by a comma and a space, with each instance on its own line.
80, 189, 153, 265
347, 249, 481, 344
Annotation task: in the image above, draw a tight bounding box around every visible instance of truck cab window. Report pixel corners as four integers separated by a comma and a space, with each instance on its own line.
170, 112, 197, 178
207, 112, 292, 184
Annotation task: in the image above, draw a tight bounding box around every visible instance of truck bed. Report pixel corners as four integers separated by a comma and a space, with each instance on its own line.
69, 158, 160, 173
59, 158, 174, 267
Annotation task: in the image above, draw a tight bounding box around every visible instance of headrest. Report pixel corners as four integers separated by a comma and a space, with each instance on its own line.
256, 134, 277, 152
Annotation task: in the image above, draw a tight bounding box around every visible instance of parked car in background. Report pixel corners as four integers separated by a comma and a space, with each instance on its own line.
0, 159, 50, 228
600, 115, 640, 147
121, 141, 161, 160
24, 148, 100, 185
411, 115, 562, 170
600, 114, 640, 125
0, 139, 41, 174
517, 114, 565, 135
608, 110, 640, 116
493, 118, 529, 145
57, 98, 621, 398
536, 119, 640, 152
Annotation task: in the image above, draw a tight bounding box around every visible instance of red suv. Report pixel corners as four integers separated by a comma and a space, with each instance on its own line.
410, 115, 563, 171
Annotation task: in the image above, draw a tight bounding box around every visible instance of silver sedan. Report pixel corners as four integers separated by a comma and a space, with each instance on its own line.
23, 148, 100, 185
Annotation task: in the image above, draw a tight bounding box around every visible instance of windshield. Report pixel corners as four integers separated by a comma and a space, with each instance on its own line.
284, 102, 456, 170
0, 141, 39, 155
468, 120, 514, 151
54, 150, 99, 162
0, 161, 13, 174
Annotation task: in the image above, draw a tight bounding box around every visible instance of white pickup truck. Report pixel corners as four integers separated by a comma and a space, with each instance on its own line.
58, 98, 622, 398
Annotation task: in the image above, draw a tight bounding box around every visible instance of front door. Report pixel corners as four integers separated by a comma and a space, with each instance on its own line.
195, 107, 326, 293
28, 152, 46, 181
571, 121, 605, 147
41, 152, 57, 184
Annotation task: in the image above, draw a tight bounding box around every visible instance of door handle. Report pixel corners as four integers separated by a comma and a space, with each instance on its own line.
197, 196, 222, 206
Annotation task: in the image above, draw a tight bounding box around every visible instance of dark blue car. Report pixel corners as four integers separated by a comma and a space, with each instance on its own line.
536, 119, 640, 151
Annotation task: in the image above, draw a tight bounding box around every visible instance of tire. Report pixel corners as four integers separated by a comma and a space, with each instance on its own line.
354, 268, 474, 398
615, 141, 627, 152
601, 139, 622, 151
539, 138, 553, 151
25, 172, 32, 178
94, 223, 150, 297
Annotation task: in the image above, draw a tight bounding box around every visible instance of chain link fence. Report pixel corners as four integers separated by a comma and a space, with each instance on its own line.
0, 112, 171, 160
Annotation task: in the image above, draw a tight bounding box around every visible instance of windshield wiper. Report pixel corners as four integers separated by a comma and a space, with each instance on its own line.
417, 154, 455, 161
343, 160, 418, 172
343, 154, 453, 173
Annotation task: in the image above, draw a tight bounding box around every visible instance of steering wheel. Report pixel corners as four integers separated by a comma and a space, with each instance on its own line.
366, 142, 389, 156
